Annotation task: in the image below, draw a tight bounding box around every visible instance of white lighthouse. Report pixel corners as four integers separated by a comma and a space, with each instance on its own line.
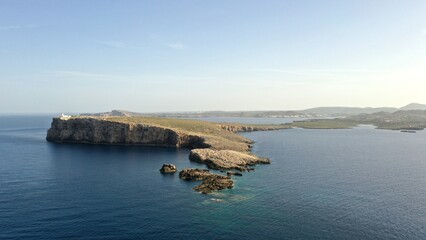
60, 113, 71, 120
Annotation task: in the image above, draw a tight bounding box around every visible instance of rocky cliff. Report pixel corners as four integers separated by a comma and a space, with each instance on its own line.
46, 117, 209, 148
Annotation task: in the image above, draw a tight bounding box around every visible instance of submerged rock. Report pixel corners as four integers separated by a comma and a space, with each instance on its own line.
179, 168, 234, 194
189, 148, 270, 171
159, 164, 177, 173
179, 168, 211, 180
227, 171, 243, 176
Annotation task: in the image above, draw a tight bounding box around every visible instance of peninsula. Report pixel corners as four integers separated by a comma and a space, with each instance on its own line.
46, 115, 288, 193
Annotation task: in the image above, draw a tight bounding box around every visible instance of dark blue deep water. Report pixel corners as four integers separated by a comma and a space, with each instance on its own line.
1, 116, 425, 239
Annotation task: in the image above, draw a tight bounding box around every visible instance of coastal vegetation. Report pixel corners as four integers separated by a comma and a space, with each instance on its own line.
289, 119, 358, 129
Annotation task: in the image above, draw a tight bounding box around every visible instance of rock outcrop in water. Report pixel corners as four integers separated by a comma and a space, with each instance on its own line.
189, 148, 271, 171
159, 164, 177, 173
227, 171, 243, 176
179, 168, 234, 194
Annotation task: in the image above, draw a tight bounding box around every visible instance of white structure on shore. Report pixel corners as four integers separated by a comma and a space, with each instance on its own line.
60, 113, 71, 120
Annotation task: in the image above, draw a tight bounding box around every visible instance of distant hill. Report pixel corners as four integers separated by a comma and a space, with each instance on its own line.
301, 107, 398, 116
80, 110, 144, 117
399, 103, 426, 111
301, 103, 426, 116
154, 110, 313, 118
346, 110, 426, 130
80, 110, 315, 118
79, 103, 426, 118
291, 110, 426, 130
347, 110, 426, 122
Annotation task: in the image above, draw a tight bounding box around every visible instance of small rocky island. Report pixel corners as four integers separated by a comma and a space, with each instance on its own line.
179, 168, 234, 194
159, 164, 177, 173
46, 115, 288, 194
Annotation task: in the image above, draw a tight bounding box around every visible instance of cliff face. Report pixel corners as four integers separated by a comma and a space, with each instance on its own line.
46, 117, 209, 148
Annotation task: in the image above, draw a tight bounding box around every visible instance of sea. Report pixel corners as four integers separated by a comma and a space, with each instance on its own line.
0, 115, 425, 239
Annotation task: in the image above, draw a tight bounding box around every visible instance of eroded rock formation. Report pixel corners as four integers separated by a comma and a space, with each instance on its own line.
189, 148, 271, 171
160, 164, 177, 173
179, 168, 234, 194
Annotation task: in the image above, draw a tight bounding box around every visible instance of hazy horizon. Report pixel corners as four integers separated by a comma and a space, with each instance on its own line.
0, 102, 424, 115
1, 1, 426, 113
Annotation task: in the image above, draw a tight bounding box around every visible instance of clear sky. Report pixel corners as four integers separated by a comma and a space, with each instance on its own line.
1, 0, 426, 113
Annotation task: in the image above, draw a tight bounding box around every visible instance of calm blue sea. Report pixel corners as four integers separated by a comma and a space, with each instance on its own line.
1, 116, 425, 239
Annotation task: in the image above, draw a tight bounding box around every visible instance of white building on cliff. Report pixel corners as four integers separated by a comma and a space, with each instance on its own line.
60, 113, 71, 120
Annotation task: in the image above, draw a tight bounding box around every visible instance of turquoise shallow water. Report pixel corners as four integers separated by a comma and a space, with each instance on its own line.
1, 116, 425, 239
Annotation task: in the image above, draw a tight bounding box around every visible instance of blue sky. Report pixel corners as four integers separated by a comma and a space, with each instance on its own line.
1, 0, 425, 113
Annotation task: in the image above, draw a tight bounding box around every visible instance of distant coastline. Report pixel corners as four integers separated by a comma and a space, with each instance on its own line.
77, 103, 426, 119
287, 110, 426, 130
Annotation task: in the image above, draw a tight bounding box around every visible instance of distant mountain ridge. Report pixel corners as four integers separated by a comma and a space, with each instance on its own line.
290, 109, 426, 130
80, 110, 144, 117
80, 110, 316, 118
301, 103, 426, 116
399, 103, 426, 111
79, 103, 426, 118
301, 107, 398, 116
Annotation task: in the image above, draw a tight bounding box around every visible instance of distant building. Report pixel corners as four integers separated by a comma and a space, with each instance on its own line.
60, 113, 71, 120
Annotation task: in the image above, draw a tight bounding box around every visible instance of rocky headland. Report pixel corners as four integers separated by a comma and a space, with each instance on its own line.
46, 115, 287, 194
47, 116, 288, 151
